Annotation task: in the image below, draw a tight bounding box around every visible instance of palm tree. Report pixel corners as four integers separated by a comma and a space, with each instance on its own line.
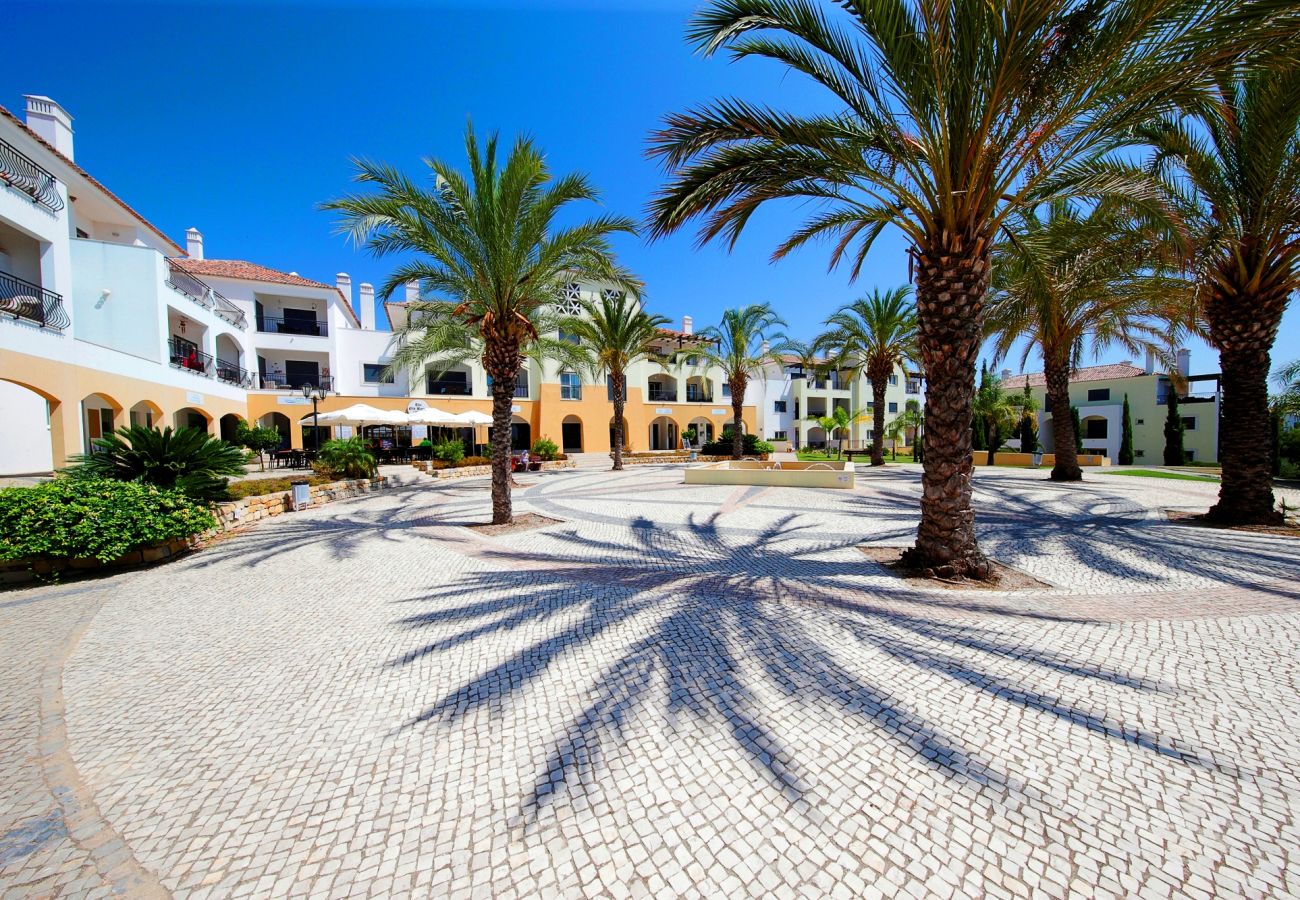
324, 126, 637, 524
972, 366, 1023, 466
695, 304, 791, 458
814, 287, 917, 467
1275, 360, 1300, 416
560, 290, 666, 470
885, 400, 925, 462
985, 202, 1191, 481
1138, 63, 1300, 523
646, 0, 1284, 577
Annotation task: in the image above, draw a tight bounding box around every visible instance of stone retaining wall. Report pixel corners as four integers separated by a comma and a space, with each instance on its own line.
617, 454, 763, 466
210, 478, 381, 531
411, 459, 576, 478
0, 536, 198, 585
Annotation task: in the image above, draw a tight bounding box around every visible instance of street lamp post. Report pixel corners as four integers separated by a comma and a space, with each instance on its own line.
302, 383, 325, 451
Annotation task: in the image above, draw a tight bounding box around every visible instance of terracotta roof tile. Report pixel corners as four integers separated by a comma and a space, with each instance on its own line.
171, 259, 334, 290
0, 103, 183, 255
1004, 363, 1150, 389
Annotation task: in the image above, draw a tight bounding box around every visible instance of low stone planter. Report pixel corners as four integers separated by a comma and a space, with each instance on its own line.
0, 536, 199, 585
617, 454, 764, 466
411, 459, 575, 478
211, 477, 381, 531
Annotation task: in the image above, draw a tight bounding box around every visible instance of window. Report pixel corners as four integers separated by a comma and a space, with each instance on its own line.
362, 364, 393, 384
554, 282, 582, 316
560, 371, 582, 400
722, 384, 731, 397
906, 378, 921, 394
1136, 449, 1145, 458
1136, 418, 1144, 425
1087, 388, 1111, 402
774, 400, 787, 413
558, 328, 580, 345
1185, 449, 1196, 461
888, 402, 898, 413
888, 374, 898, 385
773, 430, 788, 441
865, 430, 874, 441
1182, 416, 1196, 431
1084, 418, 1108, 440
686, 355, 698, 366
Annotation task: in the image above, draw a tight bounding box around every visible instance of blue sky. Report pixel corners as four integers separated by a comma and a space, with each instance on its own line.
4, 0, 1296, 379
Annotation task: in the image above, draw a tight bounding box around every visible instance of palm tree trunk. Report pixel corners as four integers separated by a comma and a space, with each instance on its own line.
489, 376, 515, 524
730, 375, 745, 459
1208, 342, 1279, 523
1045, 358, 1081, 482
901, 241, 991, 580
870, 374, 887, 466
611, 371, 626, 471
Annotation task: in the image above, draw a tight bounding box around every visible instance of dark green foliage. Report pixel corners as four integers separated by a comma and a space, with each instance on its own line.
531, 438, 559, 461
1119, 394, 1135, 465
1164, 389, 1186, 465
65, 425, 246, 501
1070, 407, 1084, 455
315, 437, 377, 479
972, 415, 988, 451
433, 437, 466, 464
0, 478, 215, 563
1271, 412, 1282, 477
703, 431, 773, 456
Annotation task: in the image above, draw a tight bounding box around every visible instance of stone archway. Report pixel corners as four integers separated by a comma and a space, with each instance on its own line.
258, 412, 291, 449
81, 392, 123, 453
129, 400, 163, 429
219, 413, 245, 444
174, 406, 212, 435
561, 415, 583, 453
0, 378, 60, 475
608, 415, 630, 452
649, 416, 678, 451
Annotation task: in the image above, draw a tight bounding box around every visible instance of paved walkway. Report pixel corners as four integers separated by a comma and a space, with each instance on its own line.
2, 467, 1299, 898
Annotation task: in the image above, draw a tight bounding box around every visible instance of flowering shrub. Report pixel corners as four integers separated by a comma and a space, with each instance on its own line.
0, 478, 216, 563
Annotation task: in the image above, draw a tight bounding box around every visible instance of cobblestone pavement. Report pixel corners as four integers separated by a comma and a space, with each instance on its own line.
2, 466, 1299, 898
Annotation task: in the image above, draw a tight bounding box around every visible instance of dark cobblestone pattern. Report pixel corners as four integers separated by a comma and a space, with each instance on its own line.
2, 467, 1298, 897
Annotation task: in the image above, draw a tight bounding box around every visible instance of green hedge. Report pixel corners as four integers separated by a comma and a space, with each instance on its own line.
0, 478, 216, 563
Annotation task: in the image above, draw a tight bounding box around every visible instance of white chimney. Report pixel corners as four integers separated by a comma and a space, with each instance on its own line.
336, 273, 352, 314
1176, 348, 1191, 377
185, 228, 204, 260
1144, 349, 1155, 374
405, 281, 419, 302
760, 340, 770, 356
23, 96, 74, 160
682, 315, 693, 335
359, 282, 376, 331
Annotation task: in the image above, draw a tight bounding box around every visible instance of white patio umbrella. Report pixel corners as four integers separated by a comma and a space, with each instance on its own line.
406, 407, 460, 426
449, 410, 494, 426
314, 404, 410, 426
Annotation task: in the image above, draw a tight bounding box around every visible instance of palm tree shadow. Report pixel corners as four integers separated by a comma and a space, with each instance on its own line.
390, 510, 1240, 823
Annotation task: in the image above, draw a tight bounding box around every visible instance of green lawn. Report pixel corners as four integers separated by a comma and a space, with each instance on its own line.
1100, 469, 1219, 481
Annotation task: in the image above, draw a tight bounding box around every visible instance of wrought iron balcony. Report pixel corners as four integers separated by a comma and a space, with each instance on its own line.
427, 379, 471, 396
165, 261, 247, 329
648, 387, 677, 402
169, 336, 213, 376
257, 316, 328, 337
260, 372, 333, 391
0, 270, 70, 330
216, 359, 253, 387
0, 138, 64, 212
685, 387, 714, 402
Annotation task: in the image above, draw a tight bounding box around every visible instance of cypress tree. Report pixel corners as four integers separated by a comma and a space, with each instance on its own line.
1119, 393, 1134, 465
1164, 384, 1186, 465
1018, 383, 1037, 452
1070, 406, 1083, 454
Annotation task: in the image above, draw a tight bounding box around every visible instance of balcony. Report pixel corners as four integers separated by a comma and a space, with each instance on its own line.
257, 315, 328, 337
685, 387, 713, 403
647, 388, 677, 402
0, 270, 69, 330
0, 137, 64, 213
216, 359, 253, 387
169, 336, 213, 377
166, 261, 247, 328
261, 372, 334, 391
427, 379, 472, 396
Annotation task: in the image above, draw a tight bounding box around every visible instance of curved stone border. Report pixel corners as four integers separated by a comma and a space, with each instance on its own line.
38, 598, 168, 897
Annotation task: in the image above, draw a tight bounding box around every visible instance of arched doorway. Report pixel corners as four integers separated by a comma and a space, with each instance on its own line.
81, 392, 122, 453
686, 417, 714, 447
219, 413, 245, 444
561, 415, 583, 453
174, 406, 212, 434
215, 333, 247, 385
510, 415, 531, 451
299, 412, 333, 451
258, 412, 291, 449
649, 416, 678, 451
806, 426, 828, 448
129, 400, 162, 429
608, 415, 630, 452
0, 379, 58, 475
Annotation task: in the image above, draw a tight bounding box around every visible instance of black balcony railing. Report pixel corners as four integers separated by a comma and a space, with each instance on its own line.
685, 388, 714, 402
169, 336, 213, 376
257, 316, 328, 337
0, 137, 64, 212
0, 270, 70, 330
165, 261, 247, 329
427, 379, 472, 396
648, 388, 677, 402
216, 359, 252, 387
260, 372, 334, 391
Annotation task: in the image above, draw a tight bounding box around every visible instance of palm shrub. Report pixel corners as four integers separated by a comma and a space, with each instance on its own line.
885, 402, 923, 462
814, 287, 917, 466
985, 202, 1191, 481
694, 304, 791, 459
1138, 62, 1300, 523
972, 366, 1021, 466
647, 0, 1286, 576
558, 289, 666, 470
316, 437, 377, 479
1119, 395, 1135, 465
65, 425, 245, 501
1164, 388, 1186, 466
324, 126, 636, 524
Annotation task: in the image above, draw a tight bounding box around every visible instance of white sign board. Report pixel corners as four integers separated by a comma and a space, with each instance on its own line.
511, 405, 521, 413
655, 407, 673, 415
186, 391, 204, 405
711, 409, 727, 415
277, 397, 310, 406
407, 399, 428, 413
